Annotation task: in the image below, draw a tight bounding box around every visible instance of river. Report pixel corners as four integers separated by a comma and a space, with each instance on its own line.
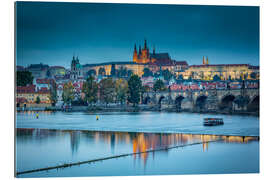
15, 111, 259, 177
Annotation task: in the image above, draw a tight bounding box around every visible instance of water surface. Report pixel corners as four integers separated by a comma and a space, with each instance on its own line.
16, 128, 259, 177
16, 111, 259, 136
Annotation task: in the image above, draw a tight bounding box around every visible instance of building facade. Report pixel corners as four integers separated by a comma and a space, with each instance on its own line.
16, 85, 51, 107
180, 57, 259, 80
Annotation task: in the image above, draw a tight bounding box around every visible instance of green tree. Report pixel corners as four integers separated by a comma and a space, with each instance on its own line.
213, 74, 221, 81
98, 67, 106, 76
127, 74, 142, 106
162, 69, 173, 81
250, 72, 257, 79
82, 76, 98, 105
117, 67, 128, 78
177, 74, 184, 81
99, 77, 115, 105
127, 70, 133, 77
49, 81, 57, 106
142, 68, 153, 77
16, 71, 33, 86
153, 79, 166, 92
35, 96, 41, 104
62, 81, 75, 104
115, 78, 128, 104
87, 69, 96, 77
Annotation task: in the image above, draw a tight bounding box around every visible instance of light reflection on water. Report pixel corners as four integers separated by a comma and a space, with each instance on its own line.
16, 128, 259, 176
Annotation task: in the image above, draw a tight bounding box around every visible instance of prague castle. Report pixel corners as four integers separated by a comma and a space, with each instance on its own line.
68, 39, 259, 81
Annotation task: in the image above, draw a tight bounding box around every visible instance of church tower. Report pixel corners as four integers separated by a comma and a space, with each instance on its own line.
203, 56, 205, 65
206, 56, 209, 65
133, 44, 138, 63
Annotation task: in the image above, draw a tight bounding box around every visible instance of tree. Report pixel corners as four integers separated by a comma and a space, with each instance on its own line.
49, 81, 57, 106
82, 76, 98, 105
99, 77, 115, 105
62, 81, 75, 104
250, 72, 257, 79
127, 74, 142, 106
87, 69, 96, 77
17, 71, 33, 86
35, 96, 41, 104
115, 78, 128, 104
127, 70, 133, 77
153, 79, 166, 92
213, 74, 221, 81
177, 74, 184, 81
98, 68, 106, 76
162, 69, 173, 81
142, 68, 153, 77
116, 67, 128, 78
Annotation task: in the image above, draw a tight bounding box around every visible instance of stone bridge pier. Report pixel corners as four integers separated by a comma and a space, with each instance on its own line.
142, 89, 259, 112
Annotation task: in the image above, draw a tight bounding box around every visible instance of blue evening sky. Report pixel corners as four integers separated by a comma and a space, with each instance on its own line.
16, 2, 259, 68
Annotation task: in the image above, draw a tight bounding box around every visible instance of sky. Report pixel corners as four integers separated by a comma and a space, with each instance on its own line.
16, 2, 259, 68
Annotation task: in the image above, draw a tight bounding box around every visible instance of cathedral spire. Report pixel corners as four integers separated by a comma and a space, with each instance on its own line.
144, 39, 147, 49
139, 45, 142, 55
203, 56, 205, 65
134, 44, 137, 52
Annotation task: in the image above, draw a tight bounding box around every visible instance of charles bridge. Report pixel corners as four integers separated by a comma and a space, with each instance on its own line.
142, 88, 259, 112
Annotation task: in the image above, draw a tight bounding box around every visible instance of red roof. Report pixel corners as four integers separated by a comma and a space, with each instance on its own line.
37, 87, 50, 94
175, 61, 188, 66
17, 85, 36, 93
36, 78, 55, 84
16, 97, 28, 103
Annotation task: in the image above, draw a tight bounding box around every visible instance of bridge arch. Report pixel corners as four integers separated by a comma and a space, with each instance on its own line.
233, 95, 250, 110
219, 94, 236, 111
175, 96, 185, 111
143, 96, 151, 105
195, 95, 208, 111
247, 95, 259, 112
158, 95, 166, 105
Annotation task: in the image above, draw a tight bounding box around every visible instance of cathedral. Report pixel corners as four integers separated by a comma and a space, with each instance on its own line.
70, 55, 83, 80
133, 39, 174, 65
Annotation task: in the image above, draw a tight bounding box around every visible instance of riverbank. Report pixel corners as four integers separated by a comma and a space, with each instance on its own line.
16, 105, 259, 116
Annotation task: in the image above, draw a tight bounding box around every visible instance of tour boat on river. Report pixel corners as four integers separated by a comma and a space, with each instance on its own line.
203, 118, 224, 126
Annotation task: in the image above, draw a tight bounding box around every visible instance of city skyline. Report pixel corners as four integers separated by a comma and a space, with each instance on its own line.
16, 2, 259, 68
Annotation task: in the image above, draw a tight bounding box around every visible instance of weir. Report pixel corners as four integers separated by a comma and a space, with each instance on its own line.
16, 140, 223, 175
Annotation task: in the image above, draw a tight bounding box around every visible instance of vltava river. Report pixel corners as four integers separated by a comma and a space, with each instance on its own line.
15, 111, 259, 177
16, 111, 259, 136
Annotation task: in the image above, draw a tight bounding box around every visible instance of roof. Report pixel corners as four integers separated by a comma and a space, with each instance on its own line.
83, 61, 144, 67
150, 53, 171, 60
17, 85, 36, 94
16, 66, 25, 71
248, 65, 259, 70
37, 87, 50, 94
27, 63, 49, 70
189, 64, 250, 68
36, 78, 55, 84
16, 97, 28, 103
175, 61, 188, 66
49, 66, 65, 69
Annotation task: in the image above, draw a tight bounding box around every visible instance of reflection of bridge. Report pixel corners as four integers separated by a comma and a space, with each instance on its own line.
142, 89, 259, 112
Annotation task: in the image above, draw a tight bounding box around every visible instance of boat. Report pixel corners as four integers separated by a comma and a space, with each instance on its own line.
203, 118, 224, 126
